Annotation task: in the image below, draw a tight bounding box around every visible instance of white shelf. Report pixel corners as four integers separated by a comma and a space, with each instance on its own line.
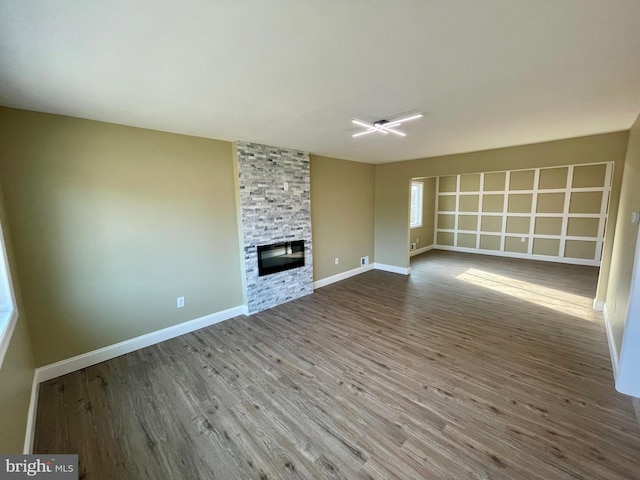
434, 162, 612, 264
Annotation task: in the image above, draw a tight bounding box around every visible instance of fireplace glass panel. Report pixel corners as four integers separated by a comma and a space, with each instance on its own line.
257, 240, 305, 276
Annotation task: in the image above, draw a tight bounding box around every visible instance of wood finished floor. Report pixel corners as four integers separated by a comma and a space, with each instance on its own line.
34, 250, 640, 479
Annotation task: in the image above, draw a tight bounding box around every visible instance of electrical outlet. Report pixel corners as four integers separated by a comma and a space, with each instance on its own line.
334, 257, 339, 265
410, 242, 417, 251
416, 237, 419, 244
360, 256, 369, 266
632, 212, 640, 224
177, 296, 185, 308
520, 237, 526, 243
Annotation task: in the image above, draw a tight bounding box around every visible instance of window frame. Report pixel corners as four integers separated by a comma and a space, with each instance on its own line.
0, 218, 18, 368
410, 181, 424, 229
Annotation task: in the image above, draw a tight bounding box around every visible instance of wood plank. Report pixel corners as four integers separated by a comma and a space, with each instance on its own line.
34, 250, 640, 479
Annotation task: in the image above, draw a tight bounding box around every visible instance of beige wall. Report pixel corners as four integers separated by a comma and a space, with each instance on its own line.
0, 183, 35, 453
605, 114, 640, 358
409, 177, 436, 251
375, 132, 628, 300
310, 155, 375, 281
0, 107, 243, 366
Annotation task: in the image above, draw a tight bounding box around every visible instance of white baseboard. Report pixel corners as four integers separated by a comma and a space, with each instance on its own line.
314, 261, 412, 289
22, 371, 39, 454
433, 245, 600, 267
373, 263, 411, 275
410, 244, 434, 257
593, 299, 604, 312
35, 305, 244, 383
602, 304, 619, 381
241, 305, 249, 316
314, 264, 374, 289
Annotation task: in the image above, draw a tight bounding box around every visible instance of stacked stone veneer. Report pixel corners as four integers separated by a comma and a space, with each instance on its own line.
236, 141, 313, 314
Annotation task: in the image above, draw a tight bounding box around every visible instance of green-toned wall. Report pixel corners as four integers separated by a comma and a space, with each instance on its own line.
375, 132, 628, 301
310, 155, 375, 281
0, 183, 35, 453
0, 107, 243, 366
605, 115, 640, 360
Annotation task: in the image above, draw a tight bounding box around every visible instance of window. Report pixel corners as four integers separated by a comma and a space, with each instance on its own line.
0, 218, 17, 368
410, 181, 423, 228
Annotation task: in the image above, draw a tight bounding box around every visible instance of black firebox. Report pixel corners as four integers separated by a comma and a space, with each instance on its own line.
257, 240, 305, 276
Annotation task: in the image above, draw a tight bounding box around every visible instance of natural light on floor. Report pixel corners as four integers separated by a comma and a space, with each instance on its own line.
456, 268, 597, 321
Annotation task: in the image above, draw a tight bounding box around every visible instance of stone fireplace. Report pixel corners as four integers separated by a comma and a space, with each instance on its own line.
235, 141, 313, 314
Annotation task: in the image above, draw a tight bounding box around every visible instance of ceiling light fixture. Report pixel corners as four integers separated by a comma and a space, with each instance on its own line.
352, 113, 423, 138
352, 119, 388, 134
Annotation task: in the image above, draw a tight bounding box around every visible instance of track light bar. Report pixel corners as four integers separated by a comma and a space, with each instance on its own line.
382, 127, 406, 137
389, 113, 423, 124
352, 129, 378, 137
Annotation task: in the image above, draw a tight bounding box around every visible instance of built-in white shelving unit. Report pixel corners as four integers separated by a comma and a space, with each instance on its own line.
434, 162, 613, 266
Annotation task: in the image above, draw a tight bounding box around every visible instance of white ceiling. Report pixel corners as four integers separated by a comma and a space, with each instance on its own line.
1, 1, 640, 164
